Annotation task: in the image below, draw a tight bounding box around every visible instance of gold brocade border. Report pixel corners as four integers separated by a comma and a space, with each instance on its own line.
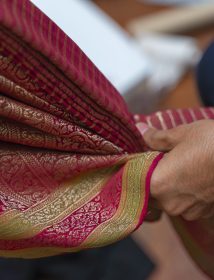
80, 152, 160, 248
0, 165, 121, 240
0, 152, 159, 258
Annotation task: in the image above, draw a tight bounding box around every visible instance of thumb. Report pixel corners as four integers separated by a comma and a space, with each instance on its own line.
136, 122, 186, 152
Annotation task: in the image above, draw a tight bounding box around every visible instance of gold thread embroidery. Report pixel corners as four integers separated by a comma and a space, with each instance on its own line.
0, 165, 120, 240
81, 152, 160, 248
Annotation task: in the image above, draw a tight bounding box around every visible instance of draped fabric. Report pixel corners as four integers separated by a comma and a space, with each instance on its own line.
0, 0, 213, 278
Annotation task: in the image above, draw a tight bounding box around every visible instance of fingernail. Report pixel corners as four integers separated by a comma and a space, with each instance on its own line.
136, 122, 149, 136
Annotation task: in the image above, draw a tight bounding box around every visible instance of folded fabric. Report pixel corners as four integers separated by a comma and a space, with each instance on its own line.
0, 0, 213, 278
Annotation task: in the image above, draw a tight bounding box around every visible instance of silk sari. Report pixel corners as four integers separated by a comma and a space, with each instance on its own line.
0, 0, 213, 278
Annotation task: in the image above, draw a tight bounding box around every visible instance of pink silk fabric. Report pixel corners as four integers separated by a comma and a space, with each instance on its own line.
0, 0, 213, 278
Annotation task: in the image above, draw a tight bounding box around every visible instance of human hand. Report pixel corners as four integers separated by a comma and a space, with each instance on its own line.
137, 120, 214, 221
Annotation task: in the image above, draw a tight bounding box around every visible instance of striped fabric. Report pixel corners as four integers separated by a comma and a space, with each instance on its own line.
0, 0, 213, 278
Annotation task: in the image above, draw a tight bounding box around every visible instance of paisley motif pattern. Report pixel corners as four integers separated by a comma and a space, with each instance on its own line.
0, 1, 213, 279
0, 142, 125, 212
0, 0, 161, 258
0, 94, 121, 154
0, 24, 140, 153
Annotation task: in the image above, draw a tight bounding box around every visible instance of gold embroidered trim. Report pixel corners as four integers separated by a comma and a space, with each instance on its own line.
0, 152, 160, 258
81, 152, 160, 248
0, 166, 120, 240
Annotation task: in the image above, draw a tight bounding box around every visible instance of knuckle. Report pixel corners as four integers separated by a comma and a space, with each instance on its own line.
158, 130, 171, 143
150, 173, 166, 198
160, 133, 173, 148
182, 209, 201, 221
157, 132, 169, 142
155, 131, 174, 150
182, 213, 196, 221
163, 200, 182, 216
182, 204, 208, 221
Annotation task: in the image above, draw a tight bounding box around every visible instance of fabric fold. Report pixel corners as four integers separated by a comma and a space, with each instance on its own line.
0, 0, 213, 278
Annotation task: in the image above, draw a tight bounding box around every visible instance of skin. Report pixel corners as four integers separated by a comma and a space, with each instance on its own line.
137, 120, 214, 221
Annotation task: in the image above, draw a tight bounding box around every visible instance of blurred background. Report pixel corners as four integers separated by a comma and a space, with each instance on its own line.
2, 0, 214, 279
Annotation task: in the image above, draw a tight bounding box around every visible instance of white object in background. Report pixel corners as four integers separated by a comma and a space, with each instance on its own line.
141, 33, 201, 65
126, 33, 202, 113
139, 33, 201, 93
31, 0, 151, 96
128, 5, 214, 34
